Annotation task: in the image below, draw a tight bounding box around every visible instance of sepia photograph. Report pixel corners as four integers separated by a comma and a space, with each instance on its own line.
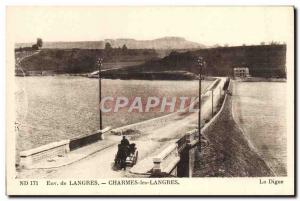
6, 6, 294, 196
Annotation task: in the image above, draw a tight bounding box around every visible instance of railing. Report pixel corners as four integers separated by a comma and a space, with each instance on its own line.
151, 130, 199, 177
19, 140, 70, 168
152, 143, 180, 176
19, 127, 110, 168
177, 135, 188, 152
185, 129, 199, 147
69, 127, 110, 151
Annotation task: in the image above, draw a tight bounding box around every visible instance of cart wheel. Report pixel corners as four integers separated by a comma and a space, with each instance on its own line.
134, 151, 138, 165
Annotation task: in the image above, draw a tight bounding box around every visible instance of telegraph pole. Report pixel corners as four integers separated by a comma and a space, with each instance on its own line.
96, 57, 103, 130
211, 89, 214, 118
197, 56, 205, 145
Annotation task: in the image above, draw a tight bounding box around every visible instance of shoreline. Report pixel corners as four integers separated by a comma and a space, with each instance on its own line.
235, 77, 286, 82
15, 73, 286, 82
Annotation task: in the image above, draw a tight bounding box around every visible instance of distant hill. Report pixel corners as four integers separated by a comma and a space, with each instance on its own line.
15, 37, 205, 50
104, 37, 205, 49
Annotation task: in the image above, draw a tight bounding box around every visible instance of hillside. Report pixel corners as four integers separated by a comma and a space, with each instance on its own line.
15, 37, 205, 50
105, 44, 286, 78
16, 48, 158, 75
15, 44, 286, 79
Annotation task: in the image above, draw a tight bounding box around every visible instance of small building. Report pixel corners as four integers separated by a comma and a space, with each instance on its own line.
233, 67, 250, 78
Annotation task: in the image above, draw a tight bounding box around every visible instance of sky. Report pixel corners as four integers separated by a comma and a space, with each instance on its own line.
7, 6, 293, 46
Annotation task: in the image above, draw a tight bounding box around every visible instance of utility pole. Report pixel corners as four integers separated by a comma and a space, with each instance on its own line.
211, 89, 214, 118
96, 57, 103, 130
197, 56, 205, 145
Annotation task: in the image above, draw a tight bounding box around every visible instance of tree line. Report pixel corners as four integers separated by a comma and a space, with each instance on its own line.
15, 38, 43, 52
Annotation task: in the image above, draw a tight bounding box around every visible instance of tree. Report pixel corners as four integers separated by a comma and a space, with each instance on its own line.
270, 41, 280, 45
212, 44, 221, 48
105, 42, 112, 50
32, 44, 38, 50
169, 50, 179, 57
122, 44, 128, 51
37, 38, 43, 48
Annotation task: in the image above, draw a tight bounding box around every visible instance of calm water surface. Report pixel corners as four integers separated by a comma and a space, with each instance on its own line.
15, 75, 212, 153
234, 82, 287, 176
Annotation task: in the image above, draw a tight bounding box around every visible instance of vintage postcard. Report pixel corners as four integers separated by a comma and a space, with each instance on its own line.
6, 6, 294, 196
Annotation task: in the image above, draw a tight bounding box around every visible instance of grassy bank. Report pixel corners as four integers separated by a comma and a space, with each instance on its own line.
15, 48, 158, 75
119, 44, 286, 78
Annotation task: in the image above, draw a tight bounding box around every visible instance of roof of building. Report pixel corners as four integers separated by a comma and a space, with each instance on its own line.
234, 67, 249, 70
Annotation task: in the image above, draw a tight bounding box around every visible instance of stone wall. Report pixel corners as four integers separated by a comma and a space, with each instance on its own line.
18, 127, 110, 168
19, 140, 69, 168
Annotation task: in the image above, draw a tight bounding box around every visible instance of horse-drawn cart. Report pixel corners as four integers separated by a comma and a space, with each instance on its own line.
114, 143, 138, 169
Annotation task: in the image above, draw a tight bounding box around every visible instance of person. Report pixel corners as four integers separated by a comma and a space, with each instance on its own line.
118, 144, 128, 170
121, 136, 130, 146
118, 136, 130, 170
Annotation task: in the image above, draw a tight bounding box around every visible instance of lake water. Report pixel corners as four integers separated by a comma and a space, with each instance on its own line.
234, 81, 287, 176
15, 76, 212, 152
